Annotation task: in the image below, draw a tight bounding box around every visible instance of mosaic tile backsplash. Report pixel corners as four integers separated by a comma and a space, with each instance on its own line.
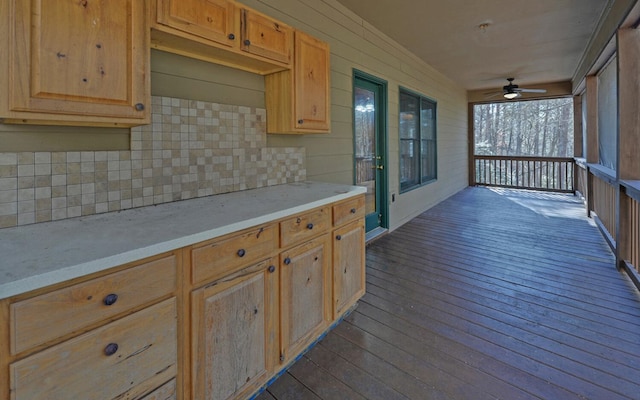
0, 96, 306, 229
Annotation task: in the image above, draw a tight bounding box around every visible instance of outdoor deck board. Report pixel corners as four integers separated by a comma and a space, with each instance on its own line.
259, 187, 640, 399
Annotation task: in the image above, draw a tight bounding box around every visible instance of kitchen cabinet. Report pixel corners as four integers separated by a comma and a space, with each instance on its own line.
156, 0, 237, 47
279, 234, 331, 364
5, 252, 179, 400
265, 30, 331, 134
332, 220, 365, 318
190, 223, 278, 286
1, 188, 365, 400
0, 0, 150, 126
332, 196, 366, 318
152, 0, 292, 75
191, 258, 278, 400
240, 8, 293, 64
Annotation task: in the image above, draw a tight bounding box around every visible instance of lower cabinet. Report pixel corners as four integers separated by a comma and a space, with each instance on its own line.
10, 298, 178, 400
279, 234, 331, 364
191, 258, 279, 400
332, 220, 366, 318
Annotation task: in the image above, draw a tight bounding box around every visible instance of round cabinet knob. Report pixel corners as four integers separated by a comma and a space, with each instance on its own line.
237, 249, 246, 257
228, 33, 235, 40
284, 257, 291, 265
306, 223, 314, 230
350, 208, 357, 214
297, 119, 304, 124
244, 39, 251, 46
103, 293, 118, 306
268, 265, 276, 273
134, 103, 145, 111
104, 343, 119, 356
336, 235, 342, 241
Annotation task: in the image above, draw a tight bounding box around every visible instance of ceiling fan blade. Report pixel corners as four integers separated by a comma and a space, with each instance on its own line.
517, 88, 547, 93
483, 92, 503, 99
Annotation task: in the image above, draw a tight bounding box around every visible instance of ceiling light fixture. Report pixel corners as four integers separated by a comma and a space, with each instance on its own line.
503, 91, 520, 100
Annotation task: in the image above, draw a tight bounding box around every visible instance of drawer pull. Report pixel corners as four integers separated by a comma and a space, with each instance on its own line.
103, 293, 118, 306
244, 39, 251, 46
306, 223, 314, 230
268, 265, 276, 273
104, 343, 119, 356
284, 257, 291, 265
336, 235, 342, 241
237, 249, 246, 257
350, 208, 357, 214
228, 33, 236, 40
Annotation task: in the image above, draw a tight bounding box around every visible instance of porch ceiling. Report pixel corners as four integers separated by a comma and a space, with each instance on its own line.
334, 0, 611, 91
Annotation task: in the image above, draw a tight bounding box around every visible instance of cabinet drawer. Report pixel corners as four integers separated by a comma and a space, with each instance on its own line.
142, 378, 177, 400
10, 298, 178, 400
191, 224, 277, 285
10, 254, 177, 355
333, 195, 365, 227
280, 207, 331, 248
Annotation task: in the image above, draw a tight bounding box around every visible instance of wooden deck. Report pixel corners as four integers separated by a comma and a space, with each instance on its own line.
256, 187, 640, 400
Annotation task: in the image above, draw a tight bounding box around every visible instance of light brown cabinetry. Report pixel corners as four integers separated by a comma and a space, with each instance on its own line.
152, 0, 292, 74
331, 197, 366, 318
1, 194, 364, 400
279, 234, 331, 364
5, 253, 179, 400
0, 0, 150, 126
11, 298, 177, 400
156, 0, 237, 47
191, 258, 279, 400
190, 224, 277, 286
240, 8, 293, 64
265, 31, 331, 134
333, 220, 365, 318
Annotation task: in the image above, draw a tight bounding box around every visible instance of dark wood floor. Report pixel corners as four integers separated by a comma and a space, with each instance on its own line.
257, 187, 640, 400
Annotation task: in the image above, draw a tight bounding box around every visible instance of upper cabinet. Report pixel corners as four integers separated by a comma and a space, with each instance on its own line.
152, 0, 292, 74
0, 0, 150, 127
240, 8, 292, 64
156, 0, 237, 47
265, 31, 331, 134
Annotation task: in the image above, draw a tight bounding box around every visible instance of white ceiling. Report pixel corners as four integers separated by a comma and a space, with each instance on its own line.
335, 0, 611, 91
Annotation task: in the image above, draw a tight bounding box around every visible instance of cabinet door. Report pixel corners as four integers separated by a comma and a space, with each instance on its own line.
333, 221, 366, 318
191, 258, 278, 400
280, 235, 331, 363
156, 0, 237, 47
241, 9, 292, 64
294, 31, 330, 131
8, 0, 149, 122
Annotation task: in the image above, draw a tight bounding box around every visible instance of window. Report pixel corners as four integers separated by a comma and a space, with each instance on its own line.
399, 88, 437, 192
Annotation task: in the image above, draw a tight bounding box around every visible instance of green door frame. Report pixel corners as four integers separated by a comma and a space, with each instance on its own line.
353, 70, 388, 232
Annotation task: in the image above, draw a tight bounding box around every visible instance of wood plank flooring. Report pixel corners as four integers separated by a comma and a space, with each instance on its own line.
256, 187, 640, 400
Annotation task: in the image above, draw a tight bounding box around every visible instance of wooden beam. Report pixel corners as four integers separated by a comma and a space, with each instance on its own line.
585, 76, 599, 164
573, 95, 584, 158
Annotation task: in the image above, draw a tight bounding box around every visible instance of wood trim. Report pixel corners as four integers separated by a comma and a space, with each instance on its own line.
573, 95, 584, 158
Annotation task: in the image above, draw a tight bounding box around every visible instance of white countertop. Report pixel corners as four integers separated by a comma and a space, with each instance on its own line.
0, 181, 366, 300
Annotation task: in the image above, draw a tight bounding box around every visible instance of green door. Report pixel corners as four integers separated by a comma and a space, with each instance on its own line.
353, 72, 387, 235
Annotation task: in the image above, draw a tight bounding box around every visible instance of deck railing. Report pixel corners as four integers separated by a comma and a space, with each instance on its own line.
620, 182, 640, 276
473, 156, 575, 192
590, 169, 617, 247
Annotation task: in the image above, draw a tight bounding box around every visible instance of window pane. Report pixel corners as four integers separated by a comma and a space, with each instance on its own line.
420, 98, 436, 182
399, 89, 437, 192
399, 92, 419, 139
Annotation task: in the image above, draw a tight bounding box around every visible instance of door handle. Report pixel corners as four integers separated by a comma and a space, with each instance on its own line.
372, 165, 384, 170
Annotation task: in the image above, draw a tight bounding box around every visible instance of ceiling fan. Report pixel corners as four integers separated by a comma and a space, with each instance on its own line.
486, 78, 547, 99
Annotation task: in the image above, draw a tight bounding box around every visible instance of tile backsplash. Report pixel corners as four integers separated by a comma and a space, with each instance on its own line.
0, 96, 306, 229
